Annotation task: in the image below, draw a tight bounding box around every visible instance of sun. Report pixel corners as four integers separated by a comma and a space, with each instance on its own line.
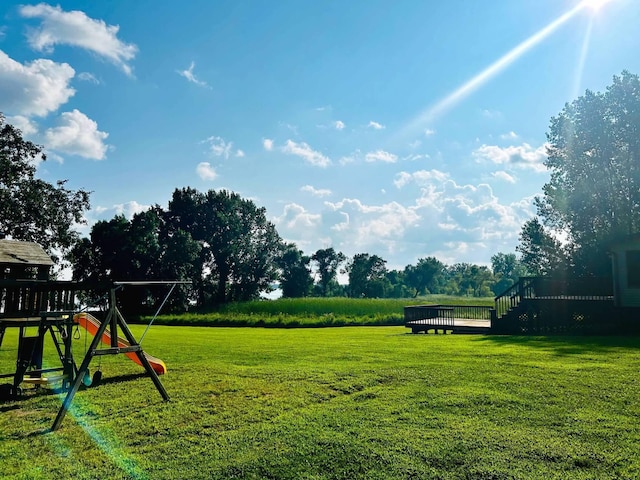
582, 0, 615, 12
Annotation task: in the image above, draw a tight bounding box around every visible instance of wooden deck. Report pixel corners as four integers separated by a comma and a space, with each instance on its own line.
406, 318, 491, 334
405, 305, 493, 334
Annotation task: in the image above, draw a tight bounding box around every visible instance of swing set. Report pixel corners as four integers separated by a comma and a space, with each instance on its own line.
0, 240, 188, 431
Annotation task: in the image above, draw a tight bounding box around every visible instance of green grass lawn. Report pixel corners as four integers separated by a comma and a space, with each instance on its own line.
1, 325, 640, 479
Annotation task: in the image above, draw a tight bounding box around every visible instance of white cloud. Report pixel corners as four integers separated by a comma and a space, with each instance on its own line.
177, 61, 208, 87
279, 122, 298, 135
271, 172, 538, 269
196, 162, 217, 180
275, 203, 321, 230
7, 115, 38, 137
77, 72, 99, 84
263, 138, 274, 151
331, 211, 350, 232
44, 109, 109, 160
203, 136, 243, 159
500, 131, 518, 140
0, 50, 75, 116
491, 171, 517, 183
301, 185, 332, 197
325, 198, 421, 250
94, 201, 150, 220
367, 121, 385, 130
402, 153, 429, 162
334, 120, 345, 130
282, 140, 331, 168
204, 136, 233, 159
20, 4, 137, 75
365, 150, 397, 163
115, 201, 149, 219
473, 143, 548, 172
481, 109, 502, 119
339, 149, 361, 165
424, 128, 436, 137
394, 169, 450, 189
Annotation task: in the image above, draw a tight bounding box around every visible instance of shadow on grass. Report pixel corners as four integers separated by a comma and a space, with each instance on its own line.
472, 334, 640, 355
92, 372, 149, 386
0, 403, 20, 412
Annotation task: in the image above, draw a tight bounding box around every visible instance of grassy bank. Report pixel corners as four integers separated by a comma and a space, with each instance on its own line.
142, 295, 495, 328
1, 326, 640, 479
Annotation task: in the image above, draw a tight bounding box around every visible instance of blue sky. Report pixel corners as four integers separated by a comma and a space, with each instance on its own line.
1, 0, 639, 272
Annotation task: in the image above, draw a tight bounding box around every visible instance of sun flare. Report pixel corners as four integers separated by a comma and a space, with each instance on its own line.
582, 0, 615, 12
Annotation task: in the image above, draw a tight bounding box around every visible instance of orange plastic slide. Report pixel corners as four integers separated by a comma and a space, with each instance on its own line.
73, 312, 167, 375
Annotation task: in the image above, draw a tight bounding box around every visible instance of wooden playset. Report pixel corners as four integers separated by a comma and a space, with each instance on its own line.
0, 239, 185, 430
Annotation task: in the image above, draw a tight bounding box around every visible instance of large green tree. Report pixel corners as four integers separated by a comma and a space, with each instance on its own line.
535, 71, 640, 275
69, 207, 200, 312
445, 263, 495, 297
311, 247, 345, 297
276, 243, 313, 298
403, 257, 444, 298
345, 253, 388, 298
167, 188, 282, 305
0, 114, 90, 264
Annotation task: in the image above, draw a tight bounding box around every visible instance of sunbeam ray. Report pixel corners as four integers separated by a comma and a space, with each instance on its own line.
572, 16, 594, 100
397, 0, 612, 138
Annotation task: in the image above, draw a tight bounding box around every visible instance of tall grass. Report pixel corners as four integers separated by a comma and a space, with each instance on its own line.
142, 295, 495, 328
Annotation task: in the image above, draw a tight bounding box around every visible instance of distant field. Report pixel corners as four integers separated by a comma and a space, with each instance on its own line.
1, 325, 640, 479
143, 295, 496, 327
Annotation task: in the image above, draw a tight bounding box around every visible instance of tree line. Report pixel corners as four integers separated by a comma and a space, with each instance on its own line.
68, 189, 527, 312
3, 71, 640, 311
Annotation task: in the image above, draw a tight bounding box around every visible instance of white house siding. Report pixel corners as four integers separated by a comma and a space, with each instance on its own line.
613, 247, 640, 308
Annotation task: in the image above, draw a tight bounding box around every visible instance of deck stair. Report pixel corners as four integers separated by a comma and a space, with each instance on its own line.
492, 276, 615, 334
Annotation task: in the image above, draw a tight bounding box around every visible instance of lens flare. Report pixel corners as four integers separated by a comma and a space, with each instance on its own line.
582, 0, 614, 12
397, 0, 616, 138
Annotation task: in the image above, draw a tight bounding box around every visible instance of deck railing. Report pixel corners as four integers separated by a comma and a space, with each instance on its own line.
0, 280, 82, 318
448, 305, 493, 320
494, 276, 614, 319
404, 304, 492, 326
404, 305, 455, 326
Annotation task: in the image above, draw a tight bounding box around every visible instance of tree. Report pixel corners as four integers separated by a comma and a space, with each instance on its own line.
403, 257, 444, 297
491, 252, 527, 295
345, 253, 388, 298
0, 114, 90, 264
276, 243, 313, 298
385, 269, 411, 298
535, 71, 640, 275
311, 247, 346, 297
167, 188, 282, 305
70, 207, 201, 312
517, 218, 567, 277
445, 263, 495, 297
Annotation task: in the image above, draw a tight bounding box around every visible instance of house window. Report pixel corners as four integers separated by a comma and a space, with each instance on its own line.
627, 251, 640, 288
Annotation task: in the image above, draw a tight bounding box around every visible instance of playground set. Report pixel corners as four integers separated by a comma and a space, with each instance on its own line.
0, 239, 186, 430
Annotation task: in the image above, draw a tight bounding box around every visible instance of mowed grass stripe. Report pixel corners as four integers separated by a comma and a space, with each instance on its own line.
1, 326, 639, 479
